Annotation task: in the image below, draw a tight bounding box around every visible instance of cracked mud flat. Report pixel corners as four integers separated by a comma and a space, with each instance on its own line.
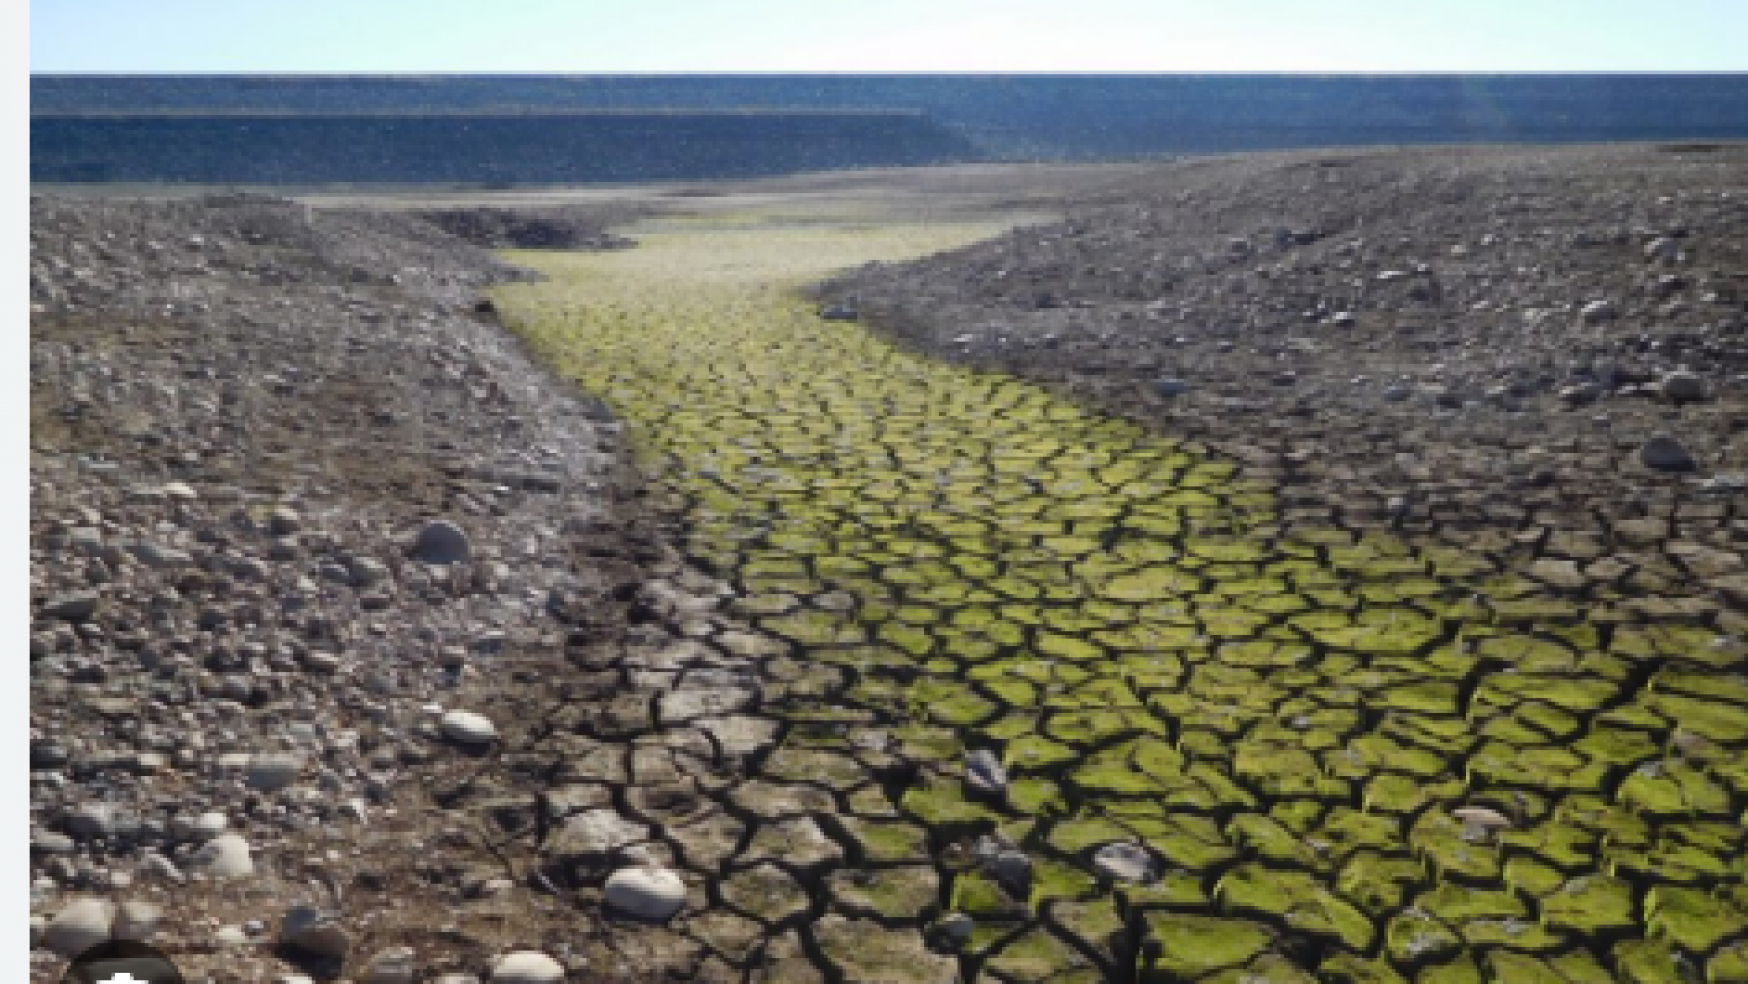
495, 209, 1748, 982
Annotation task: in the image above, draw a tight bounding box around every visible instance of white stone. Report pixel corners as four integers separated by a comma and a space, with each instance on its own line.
113, 899, 163, 941
964, 748, 1007, 797
1093, 842, 1159, 883
491, 950, 566, 983
44, 897, 113, 956
440, 709, 498, 744
603, 866, 686, 921
190, 832, 254, 878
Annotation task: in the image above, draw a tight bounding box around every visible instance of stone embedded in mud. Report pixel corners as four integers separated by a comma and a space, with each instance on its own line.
1093, 842, 1160, 884
491, 951, 565, 983
412, 519, 472, 564
440, 709, 498, 745
1640, 435, 1696, 472
1451, 806, 1512, 832
964, 748, 1008, 798
603, 865, 686, 921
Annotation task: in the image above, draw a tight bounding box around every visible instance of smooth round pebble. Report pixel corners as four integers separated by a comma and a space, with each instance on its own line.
246, 752, 304, 791
280, 905, 351, 958
1093, 842, 1159, 883
413, 519, 472, 564
1640, 435, 1696, 472
440, 709, 498, 744
190, 832, 254, 878
491, 950, 565, 983
44, 896, 113, 956
603, 866, 686, 921
113, 899, 163, 941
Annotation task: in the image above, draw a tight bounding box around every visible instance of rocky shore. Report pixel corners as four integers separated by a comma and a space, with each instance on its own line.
27, 193, 677, 980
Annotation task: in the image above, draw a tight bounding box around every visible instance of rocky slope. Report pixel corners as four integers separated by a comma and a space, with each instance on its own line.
824, 144, 1748, 625
26, 193, 681, 980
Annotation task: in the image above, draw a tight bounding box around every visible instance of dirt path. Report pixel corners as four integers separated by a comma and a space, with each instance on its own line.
492, 211, 1748, 981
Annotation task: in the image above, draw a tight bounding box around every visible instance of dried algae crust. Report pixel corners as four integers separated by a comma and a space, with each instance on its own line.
495, 217, 1748, 981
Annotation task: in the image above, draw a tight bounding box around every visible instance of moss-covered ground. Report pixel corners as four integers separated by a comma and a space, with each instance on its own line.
495, 215, 1748, 981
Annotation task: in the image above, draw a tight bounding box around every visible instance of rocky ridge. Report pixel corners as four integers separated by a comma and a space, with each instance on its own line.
26, 193, 684, 980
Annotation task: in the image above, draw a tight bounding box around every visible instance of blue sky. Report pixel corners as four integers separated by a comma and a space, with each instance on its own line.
29, 0, 1748, 73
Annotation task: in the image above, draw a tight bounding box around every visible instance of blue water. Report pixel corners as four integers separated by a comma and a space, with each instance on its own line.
31, 74, 1748, 184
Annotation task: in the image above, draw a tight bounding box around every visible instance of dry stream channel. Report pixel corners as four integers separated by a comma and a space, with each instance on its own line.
493, 212, 1748, 982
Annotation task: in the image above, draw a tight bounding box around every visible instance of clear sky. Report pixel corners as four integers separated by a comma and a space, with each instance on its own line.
29, 0, 1748, 73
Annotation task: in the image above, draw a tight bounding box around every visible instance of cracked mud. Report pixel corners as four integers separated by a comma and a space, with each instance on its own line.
493, 215, 1748, 981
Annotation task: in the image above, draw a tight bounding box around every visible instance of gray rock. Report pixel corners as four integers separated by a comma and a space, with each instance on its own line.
603, 866, 686, 921
1580, 299, 1618, 324
361, 945, 418, 983
246, 752, 304, 791
280, 905, 350, 959
964, 748, 1007, 797
491, 951, 566, 983
1641, 435, 1697, 472
440, 709, 498, 745
412, 519, 472, 564
113, 899, 163, 941
193, 811, 230, 838
1093, 842, 1159, 883
1660, 370, 1708, 402
64, 802, 119, 841
1558, 382, 1602, 404
347, 556, 392, 586
987, 849, 1032, 896
189, 832, 254, 878
43, 591, 100, 622
44, 896, 113, 956
33, 830, 77, 855
934, 912, 974, 947
267, 506, 302, 536
129, 541, 192, 569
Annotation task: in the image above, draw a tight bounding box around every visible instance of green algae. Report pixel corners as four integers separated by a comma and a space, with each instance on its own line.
495, 218, 1745, 981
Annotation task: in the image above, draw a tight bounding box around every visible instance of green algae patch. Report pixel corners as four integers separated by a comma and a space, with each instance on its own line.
1139, 912, 1275, 979
1215, 863, 1375, 951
